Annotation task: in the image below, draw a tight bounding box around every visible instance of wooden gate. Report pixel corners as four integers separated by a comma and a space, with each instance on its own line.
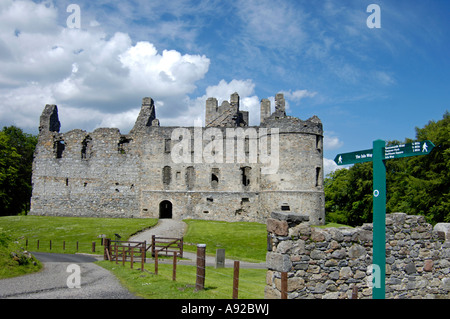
151, 235, 183, 258
104, 239, 148, 271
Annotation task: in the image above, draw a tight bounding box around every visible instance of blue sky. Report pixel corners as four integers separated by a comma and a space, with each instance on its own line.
0, 0, 449, 175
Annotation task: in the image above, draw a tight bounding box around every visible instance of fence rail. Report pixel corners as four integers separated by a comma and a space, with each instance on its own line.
24, 238, 100, 253
104, 239, 147, 271
151, 235, 183, 258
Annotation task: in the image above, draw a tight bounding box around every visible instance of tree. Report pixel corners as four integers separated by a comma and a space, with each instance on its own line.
0, 127, 37, 216
325, 111, 449, 225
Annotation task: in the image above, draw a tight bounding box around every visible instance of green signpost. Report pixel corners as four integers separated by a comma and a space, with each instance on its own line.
334, 139, 435, 299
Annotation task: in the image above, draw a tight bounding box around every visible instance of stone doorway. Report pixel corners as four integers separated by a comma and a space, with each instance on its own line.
159, 200, 173, 219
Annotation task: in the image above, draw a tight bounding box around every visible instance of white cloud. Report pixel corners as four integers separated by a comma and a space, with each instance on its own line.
324, 132, 344, 150
0, 0, 211, 132
283, 89, 317, 101
323, 158, 340, 177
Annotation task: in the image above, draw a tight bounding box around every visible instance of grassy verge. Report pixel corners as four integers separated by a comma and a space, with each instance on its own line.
182, 219, 267, 263
0, 232, 42, 279
97, 260, 266, 299
0, 216, 158, 254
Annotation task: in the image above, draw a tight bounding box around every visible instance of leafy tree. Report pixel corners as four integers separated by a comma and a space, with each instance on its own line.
325, 111, 449, 225
0, 126, 37, 216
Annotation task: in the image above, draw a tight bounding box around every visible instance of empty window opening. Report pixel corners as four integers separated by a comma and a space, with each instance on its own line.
81, 135, 92, 159
281, 203, 290, 211
211, 168, 219, 188
203, 211, 209, 214
164, 138, 171, 153
240, 166, 251, 186
207, 197, 213, 202
241, 198, 249, 203
159, 200, 173, 219
163, 166, 172, 185
84, 182, 87, 187
54, 140, 65, 159
316, 167, 322, 187
316, 135, 323, 152
118, 136, 132, 154
186, 166, 195, 190
65, 178, 69, 186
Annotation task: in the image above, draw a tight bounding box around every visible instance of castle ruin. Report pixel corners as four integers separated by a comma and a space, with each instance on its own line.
30, 93, 325, 224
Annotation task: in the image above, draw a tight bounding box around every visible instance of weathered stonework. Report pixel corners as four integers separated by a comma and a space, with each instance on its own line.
30, 93, 325, 224
266, 212, 450, 299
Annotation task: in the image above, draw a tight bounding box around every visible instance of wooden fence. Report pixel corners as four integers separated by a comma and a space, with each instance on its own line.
103, 238, 149, 271
151, 235, 183, 258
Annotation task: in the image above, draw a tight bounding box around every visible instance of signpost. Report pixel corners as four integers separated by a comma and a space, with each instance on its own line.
334, 140, 435, 299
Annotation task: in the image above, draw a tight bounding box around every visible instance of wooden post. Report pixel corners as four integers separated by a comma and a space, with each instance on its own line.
37, 239, 39, 250
233, 261, 240, 299
152, 235, 156, 257
155, 250, 159, 275
76, 241, 79, 252
115, 244, 118, 264
63, 241, 65, 250
180, 237, 184, 258
281, 272, 288, 299
352, 285, 358, 299
141, 244, 145, 271
26, 238, 28, 249
92, 241, 96, 252
195, 244, 206, 291
49, 240, 52, 250
172, 253, 177, 281
103, 239, 111, 261
130, 247, 134, 269
122, 246, 126, 266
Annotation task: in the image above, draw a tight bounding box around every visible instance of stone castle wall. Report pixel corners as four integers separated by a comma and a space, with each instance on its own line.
266, 212, 450, 299
30, 93, 325, 224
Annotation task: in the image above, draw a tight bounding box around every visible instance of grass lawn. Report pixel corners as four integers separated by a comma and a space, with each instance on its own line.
0, 232, 42, 279
0, 216, 158, 254
182, 219, 267, 263
97, 260, 266, 299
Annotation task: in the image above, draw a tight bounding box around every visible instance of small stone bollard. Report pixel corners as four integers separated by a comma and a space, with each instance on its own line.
215, 248, 225, 268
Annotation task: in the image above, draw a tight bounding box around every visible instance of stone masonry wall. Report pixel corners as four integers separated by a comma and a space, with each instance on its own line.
266, 212, 450, 299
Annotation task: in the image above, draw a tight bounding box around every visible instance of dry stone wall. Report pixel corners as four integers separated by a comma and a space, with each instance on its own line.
266, 212, 450, 299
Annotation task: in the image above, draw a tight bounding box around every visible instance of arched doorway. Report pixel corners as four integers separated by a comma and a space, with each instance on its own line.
159, 200, 173, 219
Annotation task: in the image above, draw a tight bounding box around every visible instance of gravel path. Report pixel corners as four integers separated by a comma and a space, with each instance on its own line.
129, 219, 187, 242
0, 252, 138, 299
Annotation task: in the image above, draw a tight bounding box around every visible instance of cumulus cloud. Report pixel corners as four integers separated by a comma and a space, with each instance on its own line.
324, 132, 344, 150
323, 158, 340, 177
0, 0, 210, 133
283, 89, 317, 102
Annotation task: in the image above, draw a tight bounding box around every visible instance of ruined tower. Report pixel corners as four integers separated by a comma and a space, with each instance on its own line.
30, 93, 325, 224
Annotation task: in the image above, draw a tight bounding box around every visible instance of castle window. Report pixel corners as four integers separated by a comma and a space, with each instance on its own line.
81, 135, 92, 159
316, 136, 323, 152
54, 140, 65, 159
316, 167, 322, 187
163, 166, 172, 185
281, 203, 290, 211
211, 168, 219, 188
186, 166, 195, 190
118, 136, 132, 154
164, 138, 171, 153
240, 166, 251, 186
